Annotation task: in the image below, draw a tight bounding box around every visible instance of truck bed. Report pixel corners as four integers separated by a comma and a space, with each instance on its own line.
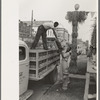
29, 49, 60, 80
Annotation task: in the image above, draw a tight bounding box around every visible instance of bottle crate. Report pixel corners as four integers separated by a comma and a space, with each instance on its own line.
29, 61, 36, 68
29, 49, 60, 80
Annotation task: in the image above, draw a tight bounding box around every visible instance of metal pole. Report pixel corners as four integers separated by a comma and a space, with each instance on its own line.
30, 10, 33, 37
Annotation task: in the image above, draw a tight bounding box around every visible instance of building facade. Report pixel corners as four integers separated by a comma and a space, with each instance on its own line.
23, 20, 54, 38
19, 20, 31, 38
19, 20, 71, 44
77, 39, 88, 54
56, 27, 71, 43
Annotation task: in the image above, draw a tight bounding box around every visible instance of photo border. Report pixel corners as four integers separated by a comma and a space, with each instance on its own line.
1, 0, 99, 100
98, 0, 100, 100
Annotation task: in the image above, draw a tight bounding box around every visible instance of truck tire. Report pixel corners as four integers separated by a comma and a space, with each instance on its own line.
45, 66, 58, 84
49, 67, 58, 84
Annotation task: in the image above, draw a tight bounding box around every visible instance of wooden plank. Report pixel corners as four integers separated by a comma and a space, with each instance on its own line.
29, 68, 36, 70
87, 58, 96, 73
29, 65, 55, 81
29, 51, 59, 61
29, 49, 60, 80
84, 73, 90, 100
63, 73, 86, 79
36, 52, 39, 78
29, 49, 58, 53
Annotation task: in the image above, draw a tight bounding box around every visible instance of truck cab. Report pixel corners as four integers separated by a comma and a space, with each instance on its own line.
19, 39, 60, 99
19, 40, 33, 100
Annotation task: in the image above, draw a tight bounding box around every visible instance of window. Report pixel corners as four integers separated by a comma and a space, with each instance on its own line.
19, 46, 26, 60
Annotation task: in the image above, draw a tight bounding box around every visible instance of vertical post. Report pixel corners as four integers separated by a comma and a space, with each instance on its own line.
65, 4, 89, 73
70, 15, 78, 71
36, 52, 39, 78
69, 5, 79, 73
84, 73, 90, 100
30, 10, 33, 37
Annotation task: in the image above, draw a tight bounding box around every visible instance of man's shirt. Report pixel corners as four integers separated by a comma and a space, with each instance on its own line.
43, 22, 54, 30
42, 22, 58, 39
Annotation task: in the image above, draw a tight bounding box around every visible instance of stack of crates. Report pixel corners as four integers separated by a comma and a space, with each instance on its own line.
29, 49, 60, 80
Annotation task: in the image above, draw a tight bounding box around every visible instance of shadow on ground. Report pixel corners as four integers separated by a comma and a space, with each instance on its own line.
41, 80, 96, 100
77, 55, 87, 75
41, 55, 96, 100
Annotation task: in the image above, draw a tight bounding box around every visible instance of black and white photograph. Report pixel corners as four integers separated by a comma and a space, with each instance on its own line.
2, 0, 98, 100
19, 0, 98, 100
19, 0, 97, 100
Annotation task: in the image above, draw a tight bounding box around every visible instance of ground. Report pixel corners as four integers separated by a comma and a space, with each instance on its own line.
28, 55, 96, 100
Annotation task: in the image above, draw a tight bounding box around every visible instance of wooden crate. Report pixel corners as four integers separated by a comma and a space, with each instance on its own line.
29, 49, 60, 80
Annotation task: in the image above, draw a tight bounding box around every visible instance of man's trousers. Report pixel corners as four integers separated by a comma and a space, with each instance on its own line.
31, 25, 48, 49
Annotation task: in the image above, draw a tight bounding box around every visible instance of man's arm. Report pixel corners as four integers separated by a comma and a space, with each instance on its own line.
51, 28, 58, 39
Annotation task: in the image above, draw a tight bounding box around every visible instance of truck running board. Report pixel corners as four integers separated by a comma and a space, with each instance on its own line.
19, 90, 33, 100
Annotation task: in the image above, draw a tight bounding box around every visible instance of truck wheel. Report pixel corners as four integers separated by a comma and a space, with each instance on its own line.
49, 67, 58, 84
44, 66, 58, 84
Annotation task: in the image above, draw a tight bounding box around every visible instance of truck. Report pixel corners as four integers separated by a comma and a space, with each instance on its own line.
19, 39, 60, 100
19, 40, 33, 100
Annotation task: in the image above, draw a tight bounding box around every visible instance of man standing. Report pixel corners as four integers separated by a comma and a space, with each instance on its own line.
31, 22, 60, 50
60, 41, 71, 90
